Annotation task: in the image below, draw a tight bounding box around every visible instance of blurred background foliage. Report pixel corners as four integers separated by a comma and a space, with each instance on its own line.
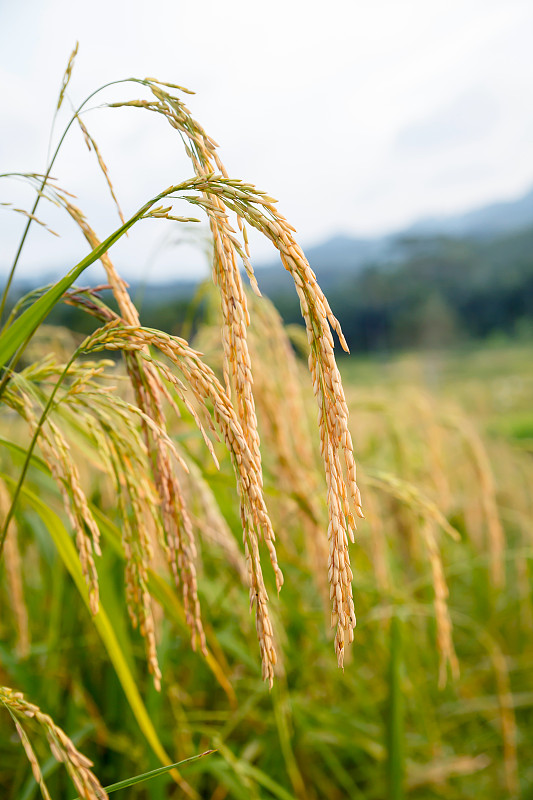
1, 283, 532, 799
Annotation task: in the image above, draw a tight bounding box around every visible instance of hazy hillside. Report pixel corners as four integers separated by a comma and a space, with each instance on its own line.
257, 182, 533, 280
254, 185, 533, 352
406, 186, 533, 239
254, 234, 394, 295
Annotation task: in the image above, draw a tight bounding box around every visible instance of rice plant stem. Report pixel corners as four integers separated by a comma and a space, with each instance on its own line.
0, 340, 31, 403
0, 181, 185, 400
386, 612, 404, 800
0, 79, 137, 327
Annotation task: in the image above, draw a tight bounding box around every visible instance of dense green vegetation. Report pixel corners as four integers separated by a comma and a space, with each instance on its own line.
270, 228, 533, 353
2, 330, 533, 799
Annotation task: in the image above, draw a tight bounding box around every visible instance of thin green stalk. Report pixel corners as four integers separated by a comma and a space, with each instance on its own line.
70, 751, 216, 799
0, 287, 53, 400
0, 189, 165, 385
0, 170, 199, 384
2, 284, 53, 332
0, 337, 32, 403
272, 680, 306, 799
0, 347, 81, 558
386, 612, 404, 800
0, 77, 150, 326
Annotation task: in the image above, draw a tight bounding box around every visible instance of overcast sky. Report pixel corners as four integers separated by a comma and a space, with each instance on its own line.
1, 0, 533, 283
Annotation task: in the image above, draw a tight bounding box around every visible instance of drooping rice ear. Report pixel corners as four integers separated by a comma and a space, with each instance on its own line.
107, 83, 365, 668
61, 201, 208, 669
86, 323, 283, 686
1, 686, 108, 800
6, 383, 101, 614
420, 520, 459, 687
55, 41, 79, 112
246, 294, 330, 599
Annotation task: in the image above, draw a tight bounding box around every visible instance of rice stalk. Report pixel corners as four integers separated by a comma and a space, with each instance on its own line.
364, 469, 459, 681
56, 42, 78, 112
420, 521, 459, 687
490, 646, 518, 797
386, 613, 404, 800
449, 416, 505, 587
364, 469, 460, 543
413, 393, 452, 511
74, 116, 125, 225
0, 480, 30, 657
6, 343, 200, 687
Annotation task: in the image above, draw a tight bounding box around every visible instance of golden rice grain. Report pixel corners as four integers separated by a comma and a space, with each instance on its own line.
1, 686, 107, 800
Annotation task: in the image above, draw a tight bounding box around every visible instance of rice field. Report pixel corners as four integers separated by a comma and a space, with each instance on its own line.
1, 52, 532, 799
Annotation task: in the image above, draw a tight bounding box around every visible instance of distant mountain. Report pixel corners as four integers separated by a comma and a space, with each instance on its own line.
405, 186, 533, 239
254, 184, 533, 290
255, 234, 394, 296
289, 234, 390, 274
